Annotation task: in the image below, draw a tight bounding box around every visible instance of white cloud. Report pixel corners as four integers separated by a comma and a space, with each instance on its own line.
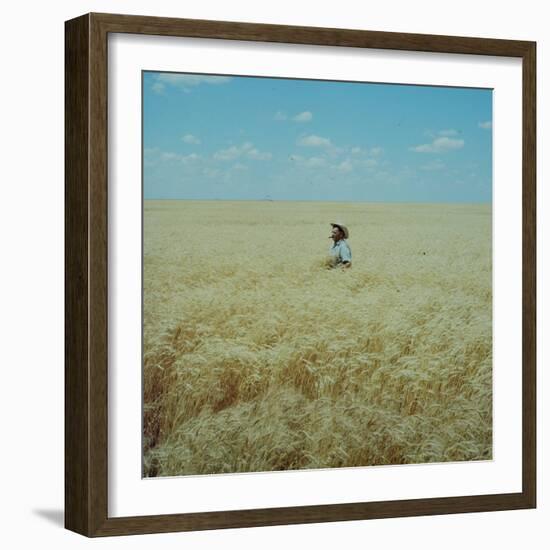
214, 142, 271, 161
478, 120, 492, 129
297, 134, 332, 148
304, 157, 326, 168
288, 155, 326, 168
214, 145, 241, 161
293, 111, 313, 122
153, 73, 232, 93
144, 149, 202, 165
144, 147, 160, 166
203, 167, 221, 178
411, 136, 464, 153
151, 82, 165, 94
182, 134, 201, 145
160, 152, 179, 161
275, 110, 313, 122
214, 145, 243, 161
158, 151, 201, 163
289, 154, 304, 162
364, 158, 378, 168
421, 159, 446, 171
246, 147, 272, 160
337, 159, 353, 173
350, 146, 383, 157
438, 129, 458, 137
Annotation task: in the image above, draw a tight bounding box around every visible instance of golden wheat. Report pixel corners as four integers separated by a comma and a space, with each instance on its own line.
143, 200, 492, 477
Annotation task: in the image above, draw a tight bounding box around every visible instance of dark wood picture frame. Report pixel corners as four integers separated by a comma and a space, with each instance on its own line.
65, 12, 536, 537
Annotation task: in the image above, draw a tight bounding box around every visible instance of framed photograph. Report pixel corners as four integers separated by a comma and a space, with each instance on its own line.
65, 12, 536, 537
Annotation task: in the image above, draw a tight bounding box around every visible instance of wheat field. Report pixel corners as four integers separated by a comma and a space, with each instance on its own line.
142, 200, 492, 477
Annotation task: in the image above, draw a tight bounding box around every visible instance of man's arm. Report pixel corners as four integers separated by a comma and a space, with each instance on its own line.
340, 243, 352, 269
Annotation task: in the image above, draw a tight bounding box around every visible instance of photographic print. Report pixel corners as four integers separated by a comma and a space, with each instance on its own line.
142, 71, 493, 478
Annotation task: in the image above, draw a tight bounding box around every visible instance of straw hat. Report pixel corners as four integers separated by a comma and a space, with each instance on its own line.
330, 222, 349, 239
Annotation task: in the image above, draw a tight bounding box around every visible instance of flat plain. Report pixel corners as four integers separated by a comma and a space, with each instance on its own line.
143, 200, 492, 477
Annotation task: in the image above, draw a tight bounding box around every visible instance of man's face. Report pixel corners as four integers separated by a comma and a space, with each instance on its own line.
331, 226, 343, 241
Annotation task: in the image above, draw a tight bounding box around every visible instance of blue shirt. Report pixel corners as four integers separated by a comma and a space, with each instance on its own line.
329, 239, 352, 265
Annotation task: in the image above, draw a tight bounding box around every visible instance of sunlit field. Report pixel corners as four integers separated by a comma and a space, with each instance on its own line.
143, 200, 492, 477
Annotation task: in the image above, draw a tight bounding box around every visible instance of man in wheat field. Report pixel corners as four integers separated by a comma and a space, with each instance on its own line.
328, 223, 352, 269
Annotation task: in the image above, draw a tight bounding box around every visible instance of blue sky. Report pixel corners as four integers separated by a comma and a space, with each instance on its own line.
143, 71, 492, 202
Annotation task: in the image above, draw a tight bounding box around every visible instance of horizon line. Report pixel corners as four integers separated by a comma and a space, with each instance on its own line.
143, 198, 492, 205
